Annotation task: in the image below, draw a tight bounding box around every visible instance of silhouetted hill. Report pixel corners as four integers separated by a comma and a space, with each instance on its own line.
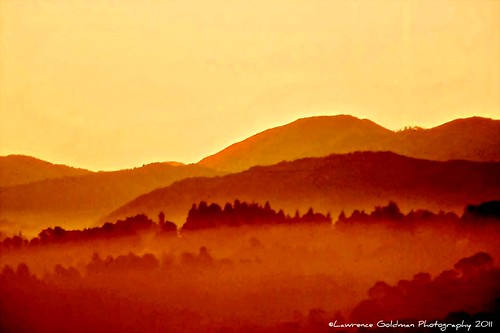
198, 116, 500, 172
392, 116, 500, 162
0, 163, 220, 235
199, 115, 393, 172
108, 152, 500, 225
0, 155, 92, 187
351, 252, 499, 323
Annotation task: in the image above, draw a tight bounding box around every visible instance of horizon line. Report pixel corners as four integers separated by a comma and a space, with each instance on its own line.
1, 114, 497, 172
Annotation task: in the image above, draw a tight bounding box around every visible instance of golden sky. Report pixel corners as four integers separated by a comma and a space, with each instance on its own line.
1, 0, 499, 171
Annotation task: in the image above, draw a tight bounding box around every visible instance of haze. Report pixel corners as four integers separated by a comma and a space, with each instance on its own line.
1, 0, 499, 171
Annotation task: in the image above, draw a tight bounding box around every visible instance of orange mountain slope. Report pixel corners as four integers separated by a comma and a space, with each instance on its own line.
198, 116, 500, 172
0, 162, 221, 235
108, 152, 500, 226
0, 155, 92, 187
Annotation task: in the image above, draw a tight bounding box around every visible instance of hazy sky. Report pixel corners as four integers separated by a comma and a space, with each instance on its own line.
1, 0, 499, 171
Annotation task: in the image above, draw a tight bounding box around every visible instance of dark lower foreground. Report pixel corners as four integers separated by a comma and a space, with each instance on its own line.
1, 223, 499, 333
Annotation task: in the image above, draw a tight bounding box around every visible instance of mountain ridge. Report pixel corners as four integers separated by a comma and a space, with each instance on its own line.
198, 115, 500, 172
2, 115, 499, 235
0, 162, 221, 235
0, 155, 93, 187
107, 151, 500, 226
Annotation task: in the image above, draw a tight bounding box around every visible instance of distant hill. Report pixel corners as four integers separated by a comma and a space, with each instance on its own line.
0, 162, 221, 236
0, 155, 92, 187
198, 116, 500, 172
107, 152, 500, 225
390, 117, 500, 162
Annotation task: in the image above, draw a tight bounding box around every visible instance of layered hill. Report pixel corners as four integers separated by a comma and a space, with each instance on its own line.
0, 155, 92, 187
3, 116, 499, 236
198, 116, 500, 172
108, 152, 500, 225
0, 162, 221, 236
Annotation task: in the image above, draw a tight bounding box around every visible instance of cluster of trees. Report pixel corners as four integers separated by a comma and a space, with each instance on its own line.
463, 201, 500, 221
1, 214, 176, 250
2, 200, 498, 250
336, 201, 458, 227
0, 199, 332, 250
0, 262, 177, 333
35, 214, 157, 245
350, 252, 499, 326
0, 256, 343, 333
397, 126, 424, 132
0, 250, 342, 333
182, 200, 331, 231
2, 246, 230, 286
83, 247, 231, 275
86, 252, 160, 274
2, 251, 498, 333
336, 200, 500, 227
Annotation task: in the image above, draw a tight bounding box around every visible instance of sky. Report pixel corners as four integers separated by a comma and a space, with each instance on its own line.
0, 0, 499, 171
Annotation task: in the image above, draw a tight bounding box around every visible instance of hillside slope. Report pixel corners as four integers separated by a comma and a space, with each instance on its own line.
199, 116, 500, 172
0, 155, 92, 187
0, 162, 221, 235
109, 152, 500, 225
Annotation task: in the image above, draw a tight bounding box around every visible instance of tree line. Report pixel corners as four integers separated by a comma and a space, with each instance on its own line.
1, 200, 498, 250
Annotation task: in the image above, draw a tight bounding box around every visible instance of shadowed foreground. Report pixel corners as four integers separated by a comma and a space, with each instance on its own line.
1, 209, 499, 333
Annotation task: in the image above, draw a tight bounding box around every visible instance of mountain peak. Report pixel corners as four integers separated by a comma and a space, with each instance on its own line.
198, 115, 500, 172
435, 116, 498, 128
0, 155, 92, 187
197, 115, 391, 172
